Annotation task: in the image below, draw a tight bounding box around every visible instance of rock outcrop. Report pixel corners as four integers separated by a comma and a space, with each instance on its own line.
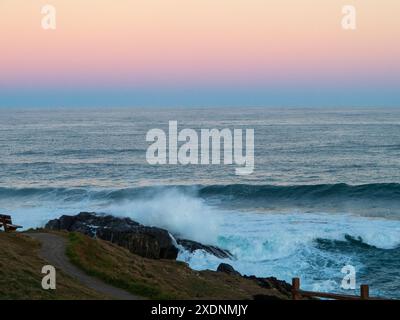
45, 212, 141, 234
216, 263, 293, 298
46, 212, 178, 259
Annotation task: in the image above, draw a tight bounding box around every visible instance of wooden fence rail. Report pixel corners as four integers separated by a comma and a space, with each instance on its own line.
291, 277, 381, 300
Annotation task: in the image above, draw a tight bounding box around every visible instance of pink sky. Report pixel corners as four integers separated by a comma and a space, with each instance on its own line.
0, 0, 399, 106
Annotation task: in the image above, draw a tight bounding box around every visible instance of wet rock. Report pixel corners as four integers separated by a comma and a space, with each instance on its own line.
96, 226, 178, 259
177, 239, 233, 259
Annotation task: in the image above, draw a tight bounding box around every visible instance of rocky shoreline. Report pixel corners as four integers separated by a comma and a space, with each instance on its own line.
45, 212, 232, 260
45, 212, 293, 299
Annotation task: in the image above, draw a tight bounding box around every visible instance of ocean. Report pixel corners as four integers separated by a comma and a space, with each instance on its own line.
0, 107, 399, 298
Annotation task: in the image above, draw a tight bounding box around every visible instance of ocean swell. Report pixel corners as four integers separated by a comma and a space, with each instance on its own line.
1, 182, 400, 201
198, 183, 400, 201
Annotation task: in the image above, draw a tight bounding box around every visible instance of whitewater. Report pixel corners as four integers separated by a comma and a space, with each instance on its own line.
1, 107, 400, 298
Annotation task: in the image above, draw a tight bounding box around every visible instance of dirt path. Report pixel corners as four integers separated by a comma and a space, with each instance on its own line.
27, 233, 142, 300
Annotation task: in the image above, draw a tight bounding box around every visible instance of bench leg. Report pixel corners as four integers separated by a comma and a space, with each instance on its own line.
1, 220, 9, 232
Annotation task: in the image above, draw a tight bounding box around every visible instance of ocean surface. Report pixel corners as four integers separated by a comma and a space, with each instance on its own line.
1, 107, 399, 298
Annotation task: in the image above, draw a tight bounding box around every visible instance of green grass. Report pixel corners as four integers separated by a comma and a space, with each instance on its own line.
66, 232, 170, 299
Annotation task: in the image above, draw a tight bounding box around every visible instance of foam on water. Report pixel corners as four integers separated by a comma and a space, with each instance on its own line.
176, 207, 400, 297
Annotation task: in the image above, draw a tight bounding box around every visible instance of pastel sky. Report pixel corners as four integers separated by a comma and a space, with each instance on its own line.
1, 0, 399, 107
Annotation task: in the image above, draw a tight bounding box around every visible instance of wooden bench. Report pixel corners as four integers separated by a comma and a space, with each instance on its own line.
0, 214, 22, 232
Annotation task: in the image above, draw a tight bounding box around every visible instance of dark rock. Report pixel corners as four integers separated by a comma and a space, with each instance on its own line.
243, 275, 292, 298
45, 212, 178, 259
46, 212, 141, 236
177, 239, 232, 259
217, 263, 241, 276
96, 226, 178, 260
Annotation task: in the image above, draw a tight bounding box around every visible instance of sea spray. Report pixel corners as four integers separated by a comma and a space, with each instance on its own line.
106, 188, 222, 245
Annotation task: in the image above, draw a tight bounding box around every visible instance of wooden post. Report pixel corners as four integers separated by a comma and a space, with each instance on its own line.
360, 285, 369, 300
292, 277, 301, 300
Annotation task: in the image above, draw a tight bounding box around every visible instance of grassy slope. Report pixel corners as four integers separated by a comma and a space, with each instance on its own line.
0, 232, 107, 300
66, 232, 288, 300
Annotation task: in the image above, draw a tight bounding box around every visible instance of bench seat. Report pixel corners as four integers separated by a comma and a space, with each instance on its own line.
4, 224, 22, 229
0, 214, 22, 232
